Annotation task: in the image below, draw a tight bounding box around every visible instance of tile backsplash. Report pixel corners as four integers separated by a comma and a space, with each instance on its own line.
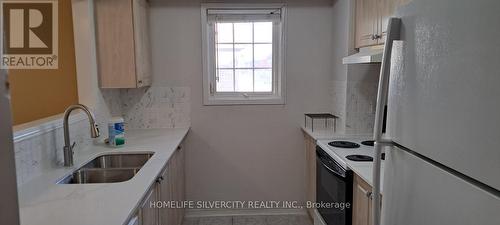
331, 64, 380, 135
14, 86, 190, 187
14, 118, 92, 187
103, 86, 191, 129
331, 80, 347, 134
345, 81, 378, 134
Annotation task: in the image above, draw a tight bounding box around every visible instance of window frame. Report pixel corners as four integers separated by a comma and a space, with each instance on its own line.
201, 4, 287, 105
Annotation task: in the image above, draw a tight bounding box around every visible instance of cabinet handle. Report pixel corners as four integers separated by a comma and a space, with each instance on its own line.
371, 34, 381, 40
366, 191, 373, 198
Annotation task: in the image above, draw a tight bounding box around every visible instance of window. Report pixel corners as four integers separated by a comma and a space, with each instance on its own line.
202, 4, 286, 105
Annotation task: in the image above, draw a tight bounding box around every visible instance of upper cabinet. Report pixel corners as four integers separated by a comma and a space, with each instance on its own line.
378, 0, 408, 43
355, 0, 378, 48
354, 0, 408, 48
95, 0, 152, 88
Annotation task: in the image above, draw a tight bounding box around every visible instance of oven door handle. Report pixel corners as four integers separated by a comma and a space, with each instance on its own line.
317, 158, 346, 179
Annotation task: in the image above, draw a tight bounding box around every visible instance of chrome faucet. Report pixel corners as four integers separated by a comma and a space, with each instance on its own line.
63, 104, 100, 167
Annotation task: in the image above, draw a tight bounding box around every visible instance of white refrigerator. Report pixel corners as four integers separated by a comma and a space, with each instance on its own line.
371, 0, 500, 225
0, 68, 20, 224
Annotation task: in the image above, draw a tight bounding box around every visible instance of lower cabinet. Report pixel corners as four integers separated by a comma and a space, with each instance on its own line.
352, 174, 378, 225
126, 212, 140, 225
140, 186, 159, 225
158, 145, 185, 225
303, 132, 316, 219
127, 145, 185, 225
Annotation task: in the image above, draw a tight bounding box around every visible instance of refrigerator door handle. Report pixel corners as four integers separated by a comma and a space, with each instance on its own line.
372, 17, 401, 225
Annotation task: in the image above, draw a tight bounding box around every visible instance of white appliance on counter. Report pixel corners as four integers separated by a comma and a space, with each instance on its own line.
0, 68, 21, 224
371, 1, 500, 225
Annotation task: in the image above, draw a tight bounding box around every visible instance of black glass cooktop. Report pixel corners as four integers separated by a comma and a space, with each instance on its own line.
328, 141, 360, 148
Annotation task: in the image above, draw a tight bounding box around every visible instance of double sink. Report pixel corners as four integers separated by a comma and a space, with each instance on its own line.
57, 153, 154, 184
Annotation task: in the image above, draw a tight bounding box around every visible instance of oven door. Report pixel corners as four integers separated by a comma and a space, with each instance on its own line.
316, 146, 353, 225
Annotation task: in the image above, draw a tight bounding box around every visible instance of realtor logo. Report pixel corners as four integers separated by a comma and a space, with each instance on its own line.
1, 1, 58, 69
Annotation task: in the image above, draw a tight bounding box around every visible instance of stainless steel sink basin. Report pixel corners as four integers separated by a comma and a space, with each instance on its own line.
58, 168, 141, 184
57, 153, 154, 184
81, 153, 154, 169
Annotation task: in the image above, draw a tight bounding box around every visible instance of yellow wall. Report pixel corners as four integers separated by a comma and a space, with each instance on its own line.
9, 0, 79, 125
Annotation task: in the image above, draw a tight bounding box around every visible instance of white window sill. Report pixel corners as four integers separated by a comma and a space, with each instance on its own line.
204, 96, 285, 105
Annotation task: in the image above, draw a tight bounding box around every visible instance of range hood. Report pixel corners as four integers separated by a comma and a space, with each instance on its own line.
342, 45, 384, 64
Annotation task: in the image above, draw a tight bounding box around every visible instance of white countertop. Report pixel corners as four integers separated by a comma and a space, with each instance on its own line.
18, 128, 190, 225
301, 126, 337, 140
316, 138, 384, 192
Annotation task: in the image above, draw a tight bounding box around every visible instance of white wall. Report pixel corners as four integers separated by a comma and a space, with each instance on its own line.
330, 0, 351, 133
149, 0, 335, 202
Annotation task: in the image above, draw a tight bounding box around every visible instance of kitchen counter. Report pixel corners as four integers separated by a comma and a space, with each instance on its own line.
301, 126, 372, 141
351, 163, 384, 192
301, 126, 337, 140
17, 128, 189, 225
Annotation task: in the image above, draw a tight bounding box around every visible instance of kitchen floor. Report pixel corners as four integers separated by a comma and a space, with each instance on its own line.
183, 215, 312, 225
